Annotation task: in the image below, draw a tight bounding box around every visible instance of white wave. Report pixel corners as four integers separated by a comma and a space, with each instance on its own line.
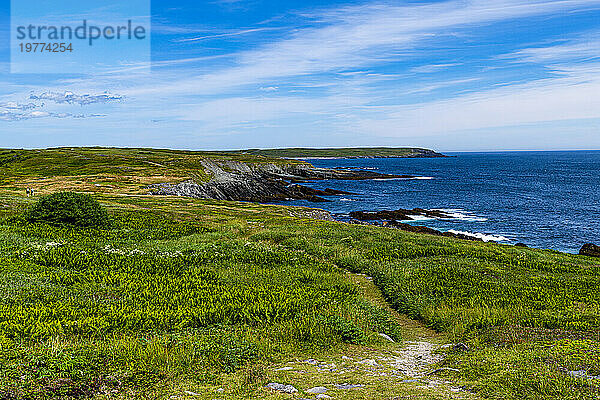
447, 230, 511, 242
432, 208, 488, 222
372, 176, 434, 181
340, 198, 357, 202
405, 215, 435, 221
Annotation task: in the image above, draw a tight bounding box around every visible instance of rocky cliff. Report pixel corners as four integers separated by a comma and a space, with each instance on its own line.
148, 159, 410, 202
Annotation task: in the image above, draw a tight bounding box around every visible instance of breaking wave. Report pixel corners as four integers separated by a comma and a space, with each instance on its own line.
447, 230, 511, 242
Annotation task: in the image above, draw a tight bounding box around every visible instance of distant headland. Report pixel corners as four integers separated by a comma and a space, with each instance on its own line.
229, 147, 447, 159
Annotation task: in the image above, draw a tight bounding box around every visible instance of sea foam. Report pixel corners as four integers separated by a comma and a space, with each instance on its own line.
432, 209, 488, 222
447, 230, 510, 242
372, 176, 434, 181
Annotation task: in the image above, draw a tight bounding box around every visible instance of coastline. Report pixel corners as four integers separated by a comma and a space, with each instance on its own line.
272, 152, 600, 254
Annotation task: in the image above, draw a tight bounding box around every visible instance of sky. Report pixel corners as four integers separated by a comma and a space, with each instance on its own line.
1, 0, 600, 151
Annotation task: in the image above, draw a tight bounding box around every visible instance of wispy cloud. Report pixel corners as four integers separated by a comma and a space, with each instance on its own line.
500, 31, 600, 66
3, 0, 600, 150
0, 109, 104, 121
122, 0, 600, 99
175, 27, 279, 42
411, 63, 462, 74
29, 91, 124, 106
1, 102, 39, 111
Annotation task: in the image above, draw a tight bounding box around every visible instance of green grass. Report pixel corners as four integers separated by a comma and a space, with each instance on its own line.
0, 207, 405, 399
0, 147, 307, 197
230, 147, 444, 158
0, 151, 598, 399
238, 216, 600, 399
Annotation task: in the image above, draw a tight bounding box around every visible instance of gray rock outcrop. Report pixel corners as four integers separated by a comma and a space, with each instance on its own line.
148, 159, 407, 203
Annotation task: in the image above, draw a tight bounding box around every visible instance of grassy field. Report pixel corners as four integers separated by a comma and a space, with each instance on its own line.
230, 147, 445, 158
0, 148, 598, 399
0, 147, 306, 197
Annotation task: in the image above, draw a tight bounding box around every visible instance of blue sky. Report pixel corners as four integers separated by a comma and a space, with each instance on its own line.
1, 0, 600, 151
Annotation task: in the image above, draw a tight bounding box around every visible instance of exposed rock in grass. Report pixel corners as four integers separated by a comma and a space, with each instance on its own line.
266, 383, 298, 393
388, 341, 444, 378
379, 333, 395, 342
334, 383, 364, 389
453, 343, 469, 352
306, 386, 328, 394
568, 370, 600, 380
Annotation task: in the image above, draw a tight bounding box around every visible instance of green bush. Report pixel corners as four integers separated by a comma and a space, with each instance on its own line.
323, 315, 366, 344
24, 192, 110, 228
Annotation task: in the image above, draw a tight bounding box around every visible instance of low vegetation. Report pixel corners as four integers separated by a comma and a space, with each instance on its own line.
232, 147, 444, 158
0, 147, 307, 197
0, 147, 597, 399
252, 221, 600, 398
23, 192, 110, 227
0, 207, 402, 399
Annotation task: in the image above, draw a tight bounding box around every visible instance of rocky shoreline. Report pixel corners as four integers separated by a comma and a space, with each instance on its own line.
147, 161, 495, 243
349, 208, 453, 222
148, 159, 413, 203
348, 208, 489, 242
146, 160, 600, 252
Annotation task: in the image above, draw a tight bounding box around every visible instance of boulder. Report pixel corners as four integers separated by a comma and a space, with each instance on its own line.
266, 383, 298, 393
378, 333, 395, 342
453, 343, 469, 352
306, 387, 328, 394
580, 243, 600, 258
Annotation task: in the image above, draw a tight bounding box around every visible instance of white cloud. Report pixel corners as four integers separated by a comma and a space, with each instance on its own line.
1, 102, 38, 111
0, 109, 103, 121
259, 86, 279, 92
29, 91, 124, 105
122, 0, 600, 98
352, 65, 600, 137
499, 31, 600, 68
4, 0, 600, 150
411, 63, 462, 74
175, 28, 279, 42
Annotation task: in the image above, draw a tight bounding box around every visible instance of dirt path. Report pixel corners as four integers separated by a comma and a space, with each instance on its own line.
256, 273, 476, 400
348, 272, 444, 342
174, 272, 475, 399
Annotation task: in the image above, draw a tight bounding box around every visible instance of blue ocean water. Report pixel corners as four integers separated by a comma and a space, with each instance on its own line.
281, 151, 600, 253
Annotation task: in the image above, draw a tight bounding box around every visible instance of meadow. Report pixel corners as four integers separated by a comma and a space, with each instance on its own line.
0, 203, 403, 399
0, 148, 599, 399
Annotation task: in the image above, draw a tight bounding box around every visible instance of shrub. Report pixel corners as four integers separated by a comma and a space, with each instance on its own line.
323, 315, 366, 344
24, 192, 110, 228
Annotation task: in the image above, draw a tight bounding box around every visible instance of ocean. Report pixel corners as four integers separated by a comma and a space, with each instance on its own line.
280, 151, 600, 254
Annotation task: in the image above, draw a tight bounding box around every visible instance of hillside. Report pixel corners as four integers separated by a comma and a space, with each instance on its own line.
232, 147, 446, 159
0, 147, 304, 194
0, 147, 598, 400
0, 147, 409, 202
